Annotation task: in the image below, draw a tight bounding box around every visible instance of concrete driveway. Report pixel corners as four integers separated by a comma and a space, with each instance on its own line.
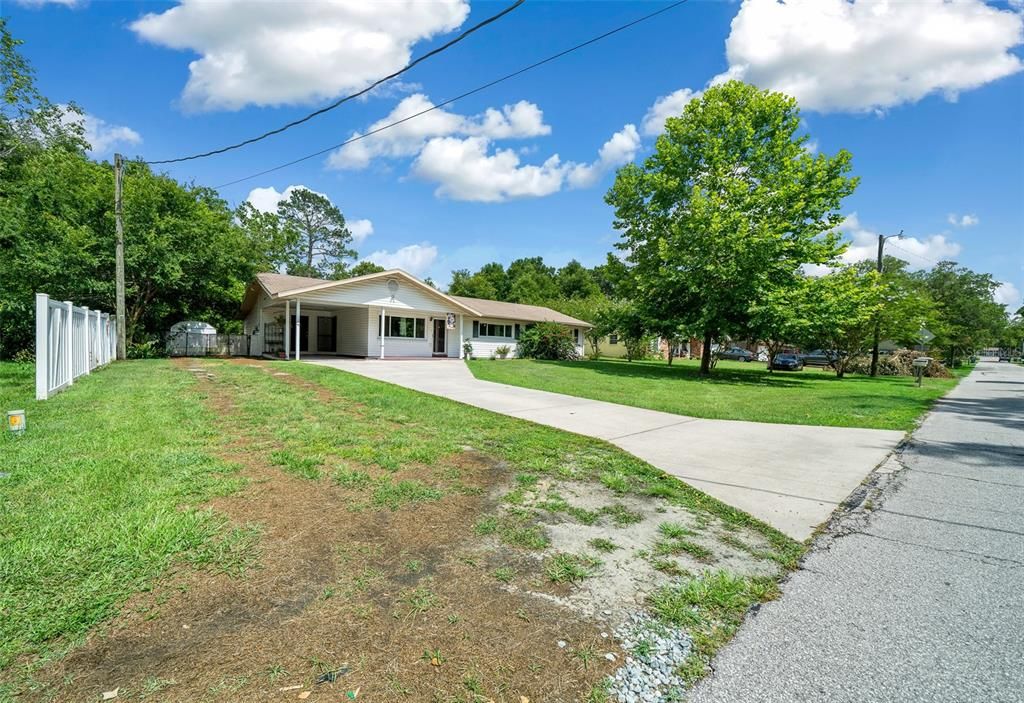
307, 358, 903, 540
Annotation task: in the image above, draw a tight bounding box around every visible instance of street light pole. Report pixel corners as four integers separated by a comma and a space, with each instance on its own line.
870, 230, 903, 377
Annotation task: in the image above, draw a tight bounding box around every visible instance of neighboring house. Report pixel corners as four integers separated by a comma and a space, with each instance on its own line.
240, 269, 591, 360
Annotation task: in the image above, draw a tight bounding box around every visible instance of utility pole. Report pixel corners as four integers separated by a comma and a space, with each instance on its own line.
114, 153, 126, 360
870, 229, 903, 377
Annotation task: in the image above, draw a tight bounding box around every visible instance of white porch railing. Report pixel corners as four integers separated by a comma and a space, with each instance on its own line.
35, 293, 117, 400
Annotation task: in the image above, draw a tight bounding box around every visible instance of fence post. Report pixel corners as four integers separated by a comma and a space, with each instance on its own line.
63, 301, 73, 386
35, 293, 49, 400
83, 306, 91, 374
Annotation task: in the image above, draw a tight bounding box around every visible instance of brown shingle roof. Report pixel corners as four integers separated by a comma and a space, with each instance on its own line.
255, 272, 328, 296
449, 296, 591, 327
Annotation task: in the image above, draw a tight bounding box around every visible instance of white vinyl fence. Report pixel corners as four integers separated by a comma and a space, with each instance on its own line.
35, 293, 117, 400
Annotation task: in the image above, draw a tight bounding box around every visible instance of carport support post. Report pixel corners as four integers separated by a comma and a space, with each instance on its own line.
379, 306, 385, 359
294, 299, 301, 361
458, 314, 464, 359
284, 300, 290, 359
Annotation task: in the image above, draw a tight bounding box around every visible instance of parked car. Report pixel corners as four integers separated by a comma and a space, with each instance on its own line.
771, 353, 804, 371
716, 346, 755, 362
800, 349, 837, 367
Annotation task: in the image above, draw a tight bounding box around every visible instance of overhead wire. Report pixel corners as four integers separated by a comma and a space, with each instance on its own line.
211, 0, 691, 190
144, 0, 526, 165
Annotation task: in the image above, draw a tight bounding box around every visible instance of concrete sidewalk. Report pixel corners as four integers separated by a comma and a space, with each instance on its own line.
689, 359, 1024, 702
307, 358, 903, 540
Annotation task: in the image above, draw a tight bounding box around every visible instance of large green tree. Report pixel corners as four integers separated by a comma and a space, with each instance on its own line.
606, 81, 857, 374
277, 187, 356, 278
914, 261, 1007, 364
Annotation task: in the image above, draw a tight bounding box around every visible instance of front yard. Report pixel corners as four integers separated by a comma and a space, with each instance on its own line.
0, 359, 802, 702
467, 358, 964, 431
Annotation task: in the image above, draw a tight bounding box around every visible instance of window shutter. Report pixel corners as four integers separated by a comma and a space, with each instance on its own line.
472, 321, 479, 338
514, 324, 521, 339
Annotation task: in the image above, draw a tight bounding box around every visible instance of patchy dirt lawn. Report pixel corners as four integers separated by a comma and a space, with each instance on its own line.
17, 359, 799, 703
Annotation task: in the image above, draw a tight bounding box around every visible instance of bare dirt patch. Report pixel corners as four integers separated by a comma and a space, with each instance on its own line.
32, 360, 618, 703
481, 479, 780, 624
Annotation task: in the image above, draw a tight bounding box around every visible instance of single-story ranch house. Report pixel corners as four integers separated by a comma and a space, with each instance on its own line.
240, 269, 591, 360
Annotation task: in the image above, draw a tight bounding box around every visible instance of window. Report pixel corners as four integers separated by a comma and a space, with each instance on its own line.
609, 334, 619, 345
573, 329, 580, 344
476, 322, 513, 338
379, 315, 425, 339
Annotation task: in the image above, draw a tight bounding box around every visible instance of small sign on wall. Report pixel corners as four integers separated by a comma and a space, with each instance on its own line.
445, 313, 456, 330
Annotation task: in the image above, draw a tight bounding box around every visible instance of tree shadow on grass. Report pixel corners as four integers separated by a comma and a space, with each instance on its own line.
539, 359, 857, 390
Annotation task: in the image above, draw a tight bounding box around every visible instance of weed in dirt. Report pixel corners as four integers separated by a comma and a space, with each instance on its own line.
652, 559, 689, 577
269, 449, 323, 479
372, 479, 444, 510
566, 506, 601, 525
514, 608, 529, 621
572, 644, 598, 671
586, 679, 612, 703
405, 559, 423, 573
515, 473, 539, 487
601, 504, 644, 527
185, 523, 262, 576
463, 672, 484, 694
401, 587, 438, 616
140, 676, 175, 697
658, 521, 696, 539
265, 665, 288, 683
653, 537, 715, 563
473, 516, 498, 535
422, 648, 445, 667
500, 522, 549, 550
649, 570, 780, 685
544, 553, 603, 584
493, 567, 515, 584
333, 466, 374, 488
587, 538, 619, 553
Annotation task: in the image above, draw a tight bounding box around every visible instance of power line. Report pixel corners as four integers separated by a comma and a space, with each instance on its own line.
213, 0, 690, 190
887, 241, 945, 266
145, 0, 525, 165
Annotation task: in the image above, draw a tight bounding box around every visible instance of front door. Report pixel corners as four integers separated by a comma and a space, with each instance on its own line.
317, 316, 337, 353
432, 318, 446, 355
299, 316, 309, 353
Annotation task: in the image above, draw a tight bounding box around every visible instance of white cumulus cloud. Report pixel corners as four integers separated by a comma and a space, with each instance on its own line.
365, 242, 438, 275
947, 213, 979, 227
348, 219, 374, 245
641, 88, 701, 136
805, 213, 962, 275
994, 281, 1022, 313
129, 0, 469, 111
720, 0, 1023, 113
327, 94, 550, 170
412, 136, 567, 202
60, 107, 142, 157
567, 124, 641, 188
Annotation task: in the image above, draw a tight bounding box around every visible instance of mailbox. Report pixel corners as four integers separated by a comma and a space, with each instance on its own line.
912, 356, 932, 368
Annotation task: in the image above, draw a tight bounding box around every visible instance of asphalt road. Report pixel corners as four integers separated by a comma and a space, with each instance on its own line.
689, 359, 1024, 703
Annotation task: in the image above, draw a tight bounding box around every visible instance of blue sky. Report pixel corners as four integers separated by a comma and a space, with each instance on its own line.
6, 0, 1024, 309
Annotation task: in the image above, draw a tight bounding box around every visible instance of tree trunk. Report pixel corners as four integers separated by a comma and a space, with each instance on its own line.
667, 346, 674, 366
699, 331, 713, 375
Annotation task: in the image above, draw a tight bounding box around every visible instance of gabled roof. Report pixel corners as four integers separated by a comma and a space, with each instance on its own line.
242, 269, 478, 317
450, 295, 591, 327
241, 269, 592, 328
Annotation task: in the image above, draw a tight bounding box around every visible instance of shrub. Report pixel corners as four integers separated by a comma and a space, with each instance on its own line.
495, 344, 511, 359
516, 322, 579, 361
462, 341, 474, 359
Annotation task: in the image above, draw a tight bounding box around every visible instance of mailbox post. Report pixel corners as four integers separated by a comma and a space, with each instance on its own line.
912, 356, 932, 387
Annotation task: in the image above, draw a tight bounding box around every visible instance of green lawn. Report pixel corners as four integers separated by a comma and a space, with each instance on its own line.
0, 359, 802, 698
467, 357, 965, 430
0, 361, 244, 673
